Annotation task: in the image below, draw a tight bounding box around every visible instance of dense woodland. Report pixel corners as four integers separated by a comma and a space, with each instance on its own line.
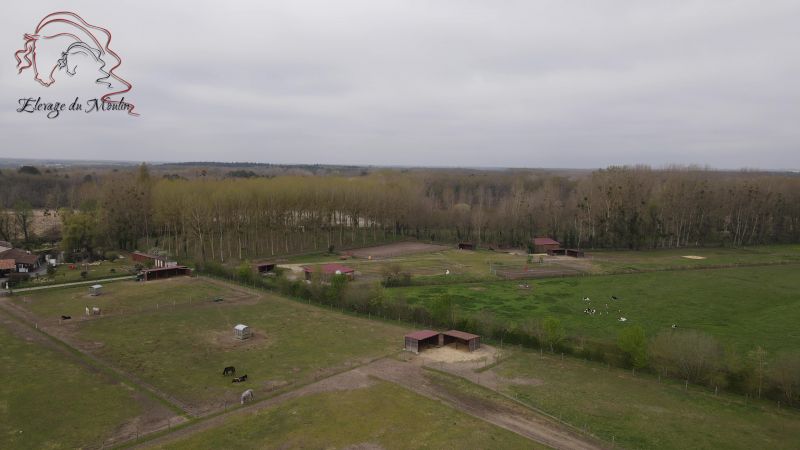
1, 163, 799, 261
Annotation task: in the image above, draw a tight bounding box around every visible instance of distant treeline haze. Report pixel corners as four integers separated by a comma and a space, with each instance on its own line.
2, 165, 798, 260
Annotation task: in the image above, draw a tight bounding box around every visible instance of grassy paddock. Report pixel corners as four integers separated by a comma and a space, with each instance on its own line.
17, 258, 135, 288
13, 277, 231, 320
388, 264, 800, 353
590, 244, 800, 274
0, 324, 143, 450
16, 278, 410, 411
496, 349, 800, 449
156, 380, 541, 450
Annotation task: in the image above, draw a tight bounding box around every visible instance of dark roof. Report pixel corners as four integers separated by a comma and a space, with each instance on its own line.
405, 330, 439, 340
133, 251, 165, 260
0, 259, 15, 270
443, 330, 480, 341
0, 248, 39, 265
533, 237, 560, 246
141, 265, 190, 273
302, 263, 354, 274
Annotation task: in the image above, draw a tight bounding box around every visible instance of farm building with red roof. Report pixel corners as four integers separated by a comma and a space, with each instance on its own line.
532, 237, 561, 254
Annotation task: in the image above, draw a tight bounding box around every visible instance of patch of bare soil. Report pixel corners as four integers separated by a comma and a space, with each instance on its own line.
206, 328, 271, 352
682, 255, 707, 260
506, 377, 545, 387
347, 242, 450, 259
418, 344, 496, 364
342, 443, 385, 450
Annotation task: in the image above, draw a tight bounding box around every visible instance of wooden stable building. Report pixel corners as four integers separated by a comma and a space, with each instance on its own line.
441, 330, 481, 352
404, 329, 481, 353
404, 330, 440, 354
532, 237, 561, 254
139, 266, 191, 281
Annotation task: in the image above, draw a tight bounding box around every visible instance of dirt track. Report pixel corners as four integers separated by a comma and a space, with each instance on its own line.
133, 356, 603, 450
346, 242, 450, 259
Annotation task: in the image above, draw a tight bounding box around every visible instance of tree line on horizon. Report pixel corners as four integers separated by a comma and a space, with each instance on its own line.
1, 164, 798, 259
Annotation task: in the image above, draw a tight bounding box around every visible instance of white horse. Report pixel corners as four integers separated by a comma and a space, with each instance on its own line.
241, 389, 254, 405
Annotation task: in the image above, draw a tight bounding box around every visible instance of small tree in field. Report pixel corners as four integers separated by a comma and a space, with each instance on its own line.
770, 352, 800, 406
618, 325, 648, 369
543, 317, 565, 353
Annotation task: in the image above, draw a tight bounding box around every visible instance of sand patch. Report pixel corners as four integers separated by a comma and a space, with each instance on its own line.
418, 344, 496, 363
681, 255, 707, 260
505, 377, 544, 387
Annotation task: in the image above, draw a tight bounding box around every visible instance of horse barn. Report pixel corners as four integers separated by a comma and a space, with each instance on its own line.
442, 330, 481, 352
533, 237, 561, 254
404, 330, 440, 354
139, 266, 191, 281
404, 329, 481, 354
254, 262, 277, 274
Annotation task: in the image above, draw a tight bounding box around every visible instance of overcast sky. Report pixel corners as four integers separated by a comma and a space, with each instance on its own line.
1, 1, 798, 169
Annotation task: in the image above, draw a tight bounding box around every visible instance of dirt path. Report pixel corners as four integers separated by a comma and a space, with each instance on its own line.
10, 275, 134, 293
133, 356, 603, 450
129, 369, 379, 449
362, 359, 603, 450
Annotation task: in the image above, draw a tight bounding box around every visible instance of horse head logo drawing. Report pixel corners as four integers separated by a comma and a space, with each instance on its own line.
14, 11, 137, 115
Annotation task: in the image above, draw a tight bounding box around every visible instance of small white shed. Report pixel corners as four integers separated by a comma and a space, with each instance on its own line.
89, 284, 103, 296
233, 324, 252, 340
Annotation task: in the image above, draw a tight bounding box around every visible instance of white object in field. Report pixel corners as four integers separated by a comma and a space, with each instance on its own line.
618, 317, 627, 322
92, 307, 101, 315
445, 269, 450, 275
234, 324, 252, 340
89, 284, 103, 296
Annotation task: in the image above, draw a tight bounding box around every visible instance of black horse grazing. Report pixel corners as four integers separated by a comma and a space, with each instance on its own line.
222, 366, 236, 376
61, 315, 71, 320
232, 374, 248, 383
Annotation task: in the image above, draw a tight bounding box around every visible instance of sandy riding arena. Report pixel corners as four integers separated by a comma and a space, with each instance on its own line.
347, 242, 449, 259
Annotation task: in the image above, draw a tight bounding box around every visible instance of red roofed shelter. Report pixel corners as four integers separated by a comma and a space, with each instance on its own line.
441, 330, 481, 352
532, 237, 561, 254
404, 330, 440, 354
302, 263, 355, 281
140, 266, 191, 281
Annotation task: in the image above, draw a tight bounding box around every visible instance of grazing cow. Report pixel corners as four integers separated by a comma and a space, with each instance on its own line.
61, 315, 71, 320
85, 306, 90, 316
618, 317, 627, 322
611, 296, 618, 300
222, 366, 236, 376
583, 297, 591, 302
241, 389, 254, 404
671, 323, 677, 329
92, 307, 101, 316
232, 374, 248, 383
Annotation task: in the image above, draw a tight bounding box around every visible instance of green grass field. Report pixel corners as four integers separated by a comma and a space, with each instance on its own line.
0, 323, 143, 449
15, 278, 410, 411
590, 245, 800, 274
156, 380, 541, 450
14, 277, 231, 320
495, 349, 800, 449
388, 264, 800, 353
18, 258, 136, 287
